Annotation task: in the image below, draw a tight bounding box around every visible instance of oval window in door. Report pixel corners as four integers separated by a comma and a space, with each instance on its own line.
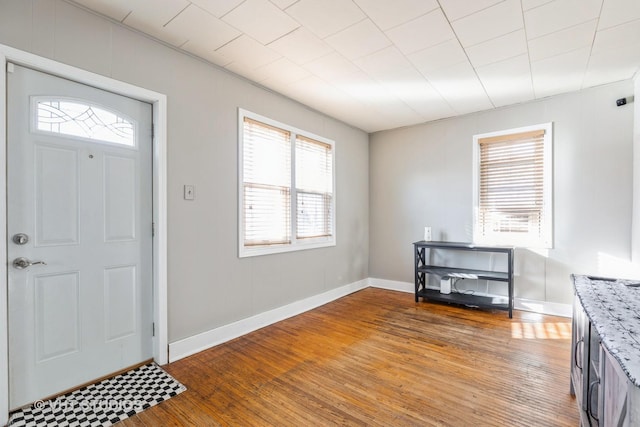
32, 97, 137, 148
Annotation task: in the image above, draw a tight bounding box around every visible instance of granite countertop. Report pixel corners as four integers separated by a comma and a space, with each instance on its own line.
572, 274, 640, 387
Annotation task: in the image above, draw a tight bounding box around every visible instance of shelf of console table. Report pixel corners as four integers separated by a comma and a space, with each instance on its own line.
413, 241, 515, 317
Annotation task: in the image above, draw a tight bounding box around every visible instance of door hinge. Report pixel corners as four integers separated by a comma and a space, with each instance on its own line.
152, 222, 155, 237
152, 322, 155, 337
151, 125, 155, 139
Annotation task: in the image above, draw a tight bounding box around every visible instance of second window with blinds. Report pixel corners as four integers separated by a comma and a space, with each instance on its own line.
472, 123, 553, 248
238, 109, 335, 257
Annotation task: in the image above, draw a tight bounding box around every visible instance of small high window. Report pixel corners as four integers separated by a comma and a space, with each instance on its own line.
34, 97, 136, 147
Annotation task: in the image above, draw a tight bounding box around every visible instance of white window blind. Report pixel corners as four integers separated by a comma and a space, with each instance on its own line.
295, 135, 333, 239
239, 109, 336, 257
242, 117, 291, 246
474, 124, 552, 248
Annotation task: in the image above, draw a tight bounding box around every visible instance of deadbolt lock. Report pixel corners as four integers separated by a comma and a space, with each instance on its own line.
12, 233, 29, 245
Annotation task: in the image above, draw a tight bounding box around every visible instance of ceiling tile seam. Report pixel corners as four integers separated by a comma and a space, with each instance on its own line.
218, 0, 249, 20
580, 0, 606, 90
434, 0, 495, 110
463, 27, 523, 49
265, 26, 301, 48
595, 17, 640, 36
474, 51, 529, 70
445, 0, 508, 23
214, 33, 244, 53
162, 2, 191, 27
522, 0, 555, 13
520, 0, 537, 101
377, 5, 442, 33
120, 10, 132, 24
523, 5, 603, 42
317, 16, 369, 40
526, 18, 598, 42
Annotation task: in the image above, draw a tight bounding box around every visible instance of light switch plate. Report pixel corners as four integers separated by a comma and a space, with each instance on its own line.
184, 185, 195, 200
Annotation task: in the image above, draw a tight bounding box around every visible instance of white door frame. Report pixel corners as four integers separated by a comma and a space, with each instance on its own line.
0, 44, 168, 425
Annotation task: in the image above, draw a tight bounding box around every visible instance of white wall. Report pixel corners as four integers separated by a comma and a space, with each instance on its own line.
370, 81, 635, 305
0, 0, 369, 342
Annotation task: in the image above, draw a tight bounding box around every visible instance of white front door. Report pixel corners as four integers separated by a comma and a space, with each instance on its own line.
7, 64, 153, 409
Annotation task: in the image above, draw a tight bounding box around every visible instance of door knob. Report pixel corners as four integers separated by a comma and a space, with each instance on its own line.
12, 257, 47, 270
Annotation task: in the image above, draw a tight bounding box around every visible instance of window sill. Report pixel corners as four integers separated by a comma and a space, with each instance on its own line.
239, 238, 336, 258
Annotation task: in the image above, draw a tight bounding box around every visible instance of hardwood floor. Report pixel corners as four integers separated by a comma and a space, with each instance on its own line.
121, 288, 579, 426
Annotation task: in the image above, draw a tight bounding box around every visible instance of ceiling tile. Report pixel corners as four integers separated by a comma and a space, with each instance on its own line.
385, 9, 455, 55
330, 70, 387, 101
524, 0, 602, 39
452, 0, 523, 48
407, 39, 467, 74
284, 0, 365, 39
475, 54, 534, 107
257, 57, 311, 85
531, 47, 590, 98
598, 0, 640, 30
373, 66, 456, 121
354, 46, 413, 79
189, 0, 243, 18
521, 0, 553, 11
305, 52, 363, 80
161, 4, 241, 48
583, 44, 640, 87
270, 0, 298, 9
118, 0, 191, 46
221, 0, 299, 44
70, 0, 132, 21
182, 40, 233, 66
423, 60, 494, 114
224, 62, 269, 82
438, 0, 503, 22
591, 19, 640, 55
465, 29, 527, 68
325, 19, 392, 60
267, 27, 333, 65
528, 20, 597, 62
216, 35, 281, 68
353, 0, 439, 30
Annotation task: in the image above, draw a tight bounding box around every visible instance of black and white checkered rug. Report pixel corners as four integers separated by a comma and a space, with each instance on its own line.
9, 362, 186, 426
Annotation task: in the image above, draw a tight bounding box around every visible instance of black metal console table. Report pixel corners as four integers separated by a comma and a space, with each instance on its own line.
413, 241, 515, 317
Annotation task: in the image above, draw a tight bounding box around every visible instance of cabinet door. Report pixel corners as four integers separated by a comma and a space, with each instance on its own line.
601, 347, 628, 427
571, 295, 589, 410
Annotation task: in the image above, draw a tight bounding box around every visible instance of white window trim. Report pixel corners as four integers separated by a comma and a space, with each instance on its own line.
238, 108, 336, 258
472, 122, 553, 248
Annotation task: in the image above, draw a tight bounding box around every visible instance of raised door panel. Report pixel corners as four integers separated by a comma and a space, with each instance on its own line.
104, 155, 136, 242
104, 265, 137, 341
35, 272, 80, 362
34, 145, 79, 246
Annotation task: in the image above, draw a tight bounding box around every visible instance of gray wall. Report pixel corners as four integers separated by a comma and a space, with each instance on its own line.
370, 81, 634, 305
633, 76, 640, 264
0, 0, 369, 342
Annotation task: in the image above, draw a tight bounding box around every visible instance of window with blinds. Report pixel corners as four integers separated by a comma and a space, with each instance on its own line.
473, 123, 552, 248
239, 109, 335, 257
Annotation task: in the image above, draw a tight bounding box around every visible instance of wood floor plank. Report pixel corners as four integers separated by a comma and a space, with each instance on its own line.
127, 288, 579, 426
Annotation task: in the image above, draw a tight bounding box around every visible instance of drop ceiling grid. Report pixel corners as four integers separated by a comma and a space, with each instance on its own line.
67, 0, 640, 132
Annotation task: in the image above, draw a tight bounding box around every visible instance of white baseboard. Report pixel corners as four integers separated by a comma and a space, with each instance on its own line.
515, 298, 572, 318
368, 278, 572, 318
169, 277, 572, 362
367, 277, 414, 293
168, 279, 369, 362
